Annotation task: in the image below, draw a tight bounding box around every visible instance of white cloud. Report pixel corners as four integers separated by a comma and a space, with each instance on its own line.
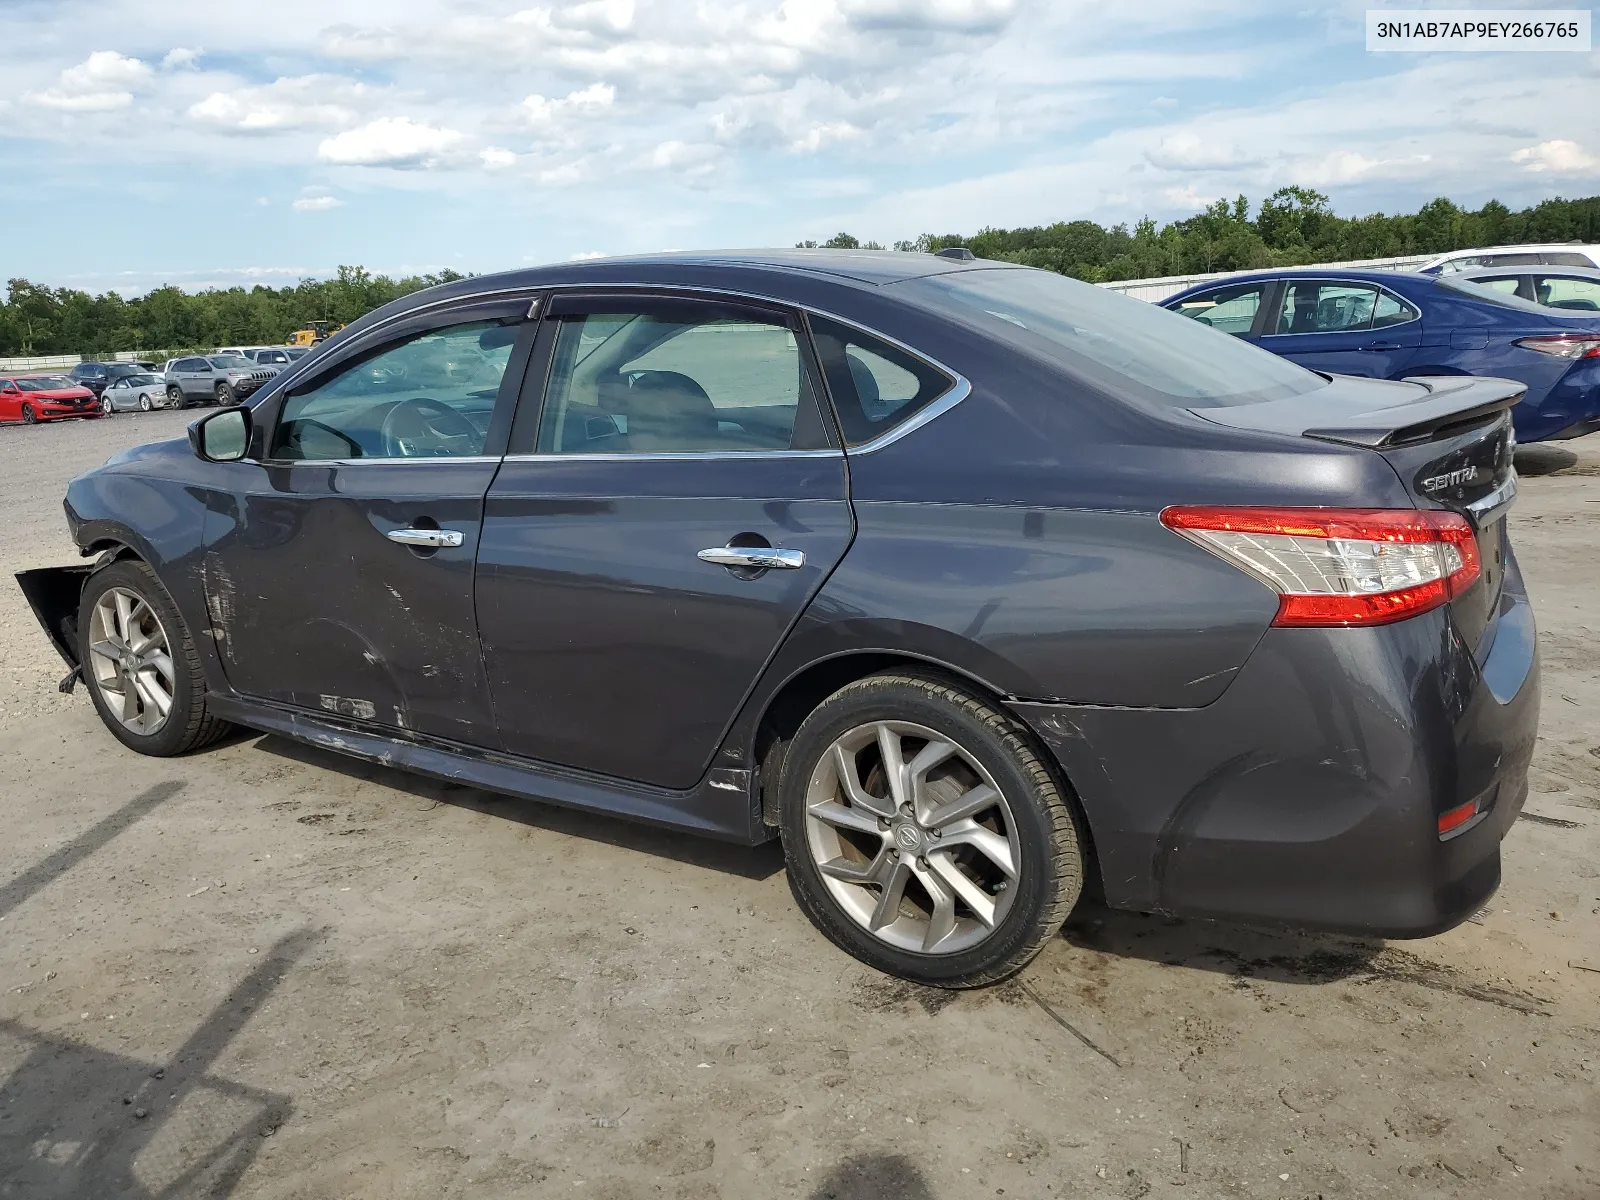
292, 195, 344, 212
317, 116, 469, 168
840, 0, 1021, 33
190, 76, 370, 133
568, 250, 609, 260
521, 81, 616, 140
161, 47, 199, 70
26, 51, 152, 112
1510, 139, 1599, 175
649, 140, 721, 176
1145, 133, 1260, 172
480, 146, 517, 170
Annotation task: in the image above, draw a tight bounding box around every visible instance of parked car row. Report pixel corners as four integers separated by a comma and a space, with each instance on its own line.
1164, 264, 1600, 442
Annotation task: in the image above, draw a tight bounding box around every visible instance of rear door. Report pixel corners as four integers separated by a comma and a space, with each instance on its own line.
0, 381, 19, 422
1259, 279, 1422, 377
199, 296, 537, 745
476, 290, 853, 788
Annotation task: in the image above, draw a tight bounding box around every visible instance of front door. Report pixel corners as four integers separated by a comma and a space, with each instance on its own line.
200, 300, 534, 745
1258, 279, 1422, 378
476, 291, 854, 789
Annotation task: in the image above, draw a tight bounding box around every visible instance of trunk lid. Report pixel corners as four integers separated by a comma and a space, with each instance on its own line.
1194, 374, 1522, 654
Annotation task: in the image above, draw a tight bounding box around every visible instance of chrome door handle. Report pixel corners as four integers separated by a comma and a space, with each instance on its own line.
386, 527, 465, 549
697, 546, 805, 570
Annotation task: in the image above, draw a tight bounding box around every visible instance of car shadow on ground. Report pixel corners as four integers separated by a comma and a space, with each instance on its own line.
1062, 903, 1383, 984
1515, 444, 1580, 476
0, 928, 320, 1199
247, 734, 787, 882
807, 1153, 934, 1200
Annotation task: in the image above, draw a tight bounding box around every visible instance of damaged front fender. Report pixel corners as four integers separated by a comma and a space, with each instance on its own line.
14, 565, 95, 691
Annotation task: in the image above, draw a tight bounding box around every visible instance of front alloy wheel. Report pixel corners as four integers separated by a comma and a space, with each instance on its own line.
216, 382, 235, 405
779, 673, 1085, 988
87, 587, 175, 735
21, 404, 36, 424
101, 395, 114, 415
138, 393, 152, 412
77, 560, 233, 756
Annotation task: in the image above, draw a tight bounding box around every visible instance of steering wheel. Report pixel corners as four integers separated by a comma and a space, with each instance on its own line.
379, 397, 478, 458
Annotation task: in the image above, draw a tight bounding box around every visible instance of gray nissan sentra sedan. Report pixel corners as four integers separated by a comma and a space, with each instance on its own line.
17, 250, 1538, 988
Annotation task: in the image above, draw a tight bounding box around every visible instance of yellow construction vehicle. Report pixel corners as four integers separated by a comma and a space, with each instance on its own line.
287, 320, 344, 348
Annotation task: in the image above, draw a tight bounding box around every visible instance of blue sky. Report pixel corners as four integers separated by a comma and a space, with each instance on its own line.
2, 0, 1597, 295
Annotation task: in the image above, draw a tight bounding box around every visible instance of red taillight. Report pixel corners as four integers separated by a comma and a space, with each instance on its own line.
1437, 800, 1479, 836
1514, 334, 1600, 359
1160, 506, 1481, 628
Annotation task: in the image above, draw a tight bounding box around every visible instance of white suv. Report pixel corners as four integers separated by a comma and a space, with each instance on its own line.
1420, 244, 1600, 274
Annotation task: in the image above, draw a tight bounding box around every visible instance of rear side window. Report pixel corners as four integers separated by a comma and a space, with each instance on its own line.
1541, 252, 1597, 267
1534, 275, 1600, 311
808, 316, 954, 445
1272, 282, 1377, 334
1371, 289, 1420, 327
903, 268, 1325, 409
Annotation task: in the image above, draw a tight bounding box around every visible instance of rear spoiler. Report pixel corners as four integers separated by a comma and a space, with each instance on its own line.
15, 565, 94, 691
1194, 375, 1524, 449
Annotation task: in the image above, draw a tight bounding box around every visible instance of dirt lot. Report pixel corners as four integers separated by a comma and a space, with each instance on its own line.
1, 408, 1596, 1200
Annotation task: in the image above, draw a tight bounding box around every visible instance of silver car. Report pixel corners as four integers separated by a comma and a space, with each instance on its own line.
99, 372, 173, 413
163, 355, 280, 408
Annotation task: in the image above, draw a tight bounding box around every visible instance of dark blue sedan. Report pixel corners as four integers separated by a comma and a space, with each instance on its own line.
1163, 268, 1600, 442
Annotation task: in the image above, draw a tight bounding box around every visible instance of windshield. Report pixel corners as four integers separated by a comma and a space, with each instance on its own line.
124, 373, 160, 386
16, 376, 76, 391
900, 268, 1327, 408
209, 355, 254, 369
105, 364, 141, 378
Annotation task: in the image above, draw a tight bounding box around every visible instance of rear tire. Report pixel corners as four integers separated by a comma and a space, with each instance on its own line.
167, 385, 186, 410
778, 672, 1084, 989
77, 560, 233, 757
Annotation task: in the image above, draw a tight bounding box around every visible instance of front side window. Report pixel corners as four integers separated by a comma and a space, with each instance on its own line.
1534, 275, 1600, 311
273, 319, 516, 460
536, 302, 826, 454
1169, 283, 1266, 336
1272, 282, 1377, 334
903, 268, 1324, 409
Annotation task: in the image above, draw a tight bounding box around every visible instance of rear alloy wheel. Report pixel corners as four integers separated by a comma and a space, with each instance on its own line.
167, 385, 186, 410
78, 560, 233, 756
779, 673, 1085, 988
138, 393, 152, 412
216, 382, 235, 405
21, 403, 36, 425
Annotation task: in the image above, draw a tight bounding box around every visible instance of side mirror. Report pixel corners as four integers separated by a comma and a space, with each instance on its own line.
189, 406, 251, 462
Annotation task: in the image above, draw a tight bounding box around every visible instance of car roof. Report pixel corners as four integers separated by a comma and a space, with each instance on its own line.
1162, 268, 1437, 299
1426, 243, 1599, 257
1452, 264, 1600, 280
503, 248, 990, 286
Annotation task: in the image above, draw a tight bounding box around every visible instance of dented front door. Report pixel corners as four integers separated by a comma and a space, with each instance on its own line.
201, 459, 501, 744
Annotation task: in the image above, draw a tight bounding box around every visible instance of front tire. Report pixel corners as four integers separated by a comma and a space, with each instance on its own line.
78, 560, 233, 757
778, 672, 1084, 989
138, 394, 152, 412
21, 404, 36, 425
216, 382, 235, 406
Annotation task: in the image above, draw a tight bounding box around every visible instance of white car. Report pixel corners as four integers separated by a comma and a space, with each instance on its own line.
100, 372, 173, 413
1420, 243, 1600, 274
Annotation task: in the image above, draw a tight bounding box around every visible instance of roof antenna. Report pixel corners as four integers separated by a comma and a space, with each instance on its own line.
935, 247, 975, 260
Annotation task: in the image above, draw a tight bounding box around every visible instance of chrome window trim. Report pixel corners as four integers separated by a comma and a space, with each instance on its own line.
502, 449, 844, 463
259, 455, 506, 467
256, 279, 973, 458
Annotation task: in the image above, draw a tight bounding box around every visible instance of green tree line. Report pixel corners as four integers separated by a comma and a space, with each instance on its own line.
0, 265, 465, 359
804, 188, 1600, 283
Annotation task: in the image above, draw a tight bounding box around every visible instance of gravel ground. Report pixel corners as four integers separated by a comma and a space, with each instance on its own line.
1, 408, 1596, 1199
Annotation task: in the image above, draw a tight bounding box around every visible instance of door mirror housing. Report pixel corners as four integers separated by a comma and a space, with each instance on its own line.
189, 407, 251, 462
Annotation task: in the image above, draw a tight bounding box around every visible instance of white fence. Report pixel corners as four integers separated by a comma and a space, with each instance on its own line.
0, 353, 80, 373
1100, 252, 1437, 303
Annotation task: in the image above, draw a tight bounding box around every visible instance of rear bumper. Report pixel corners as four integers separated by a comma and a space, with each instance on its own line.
1018, 555, 1540, 938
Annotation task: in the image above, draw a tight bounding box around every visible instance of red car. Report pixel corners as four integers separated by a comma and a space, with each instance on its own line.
0, 375, 103, 424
